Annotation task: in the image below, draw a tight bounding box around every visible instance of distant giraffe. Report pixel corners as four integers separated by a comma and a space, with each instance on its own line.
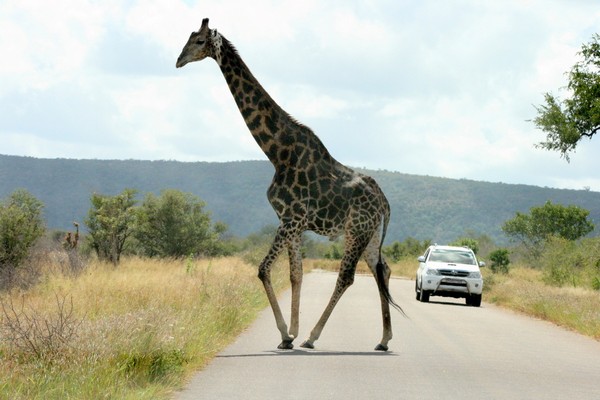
63, 222, 79, 250
176, 18, 403, 351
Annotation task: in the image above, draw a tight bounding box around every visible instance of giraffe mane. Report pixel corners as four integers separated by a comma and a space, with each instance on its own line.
220, 35, 315, 134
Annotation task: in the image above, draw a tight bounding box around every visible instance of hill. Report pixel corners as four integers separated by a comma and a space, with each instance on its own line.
1, 154, 599, 244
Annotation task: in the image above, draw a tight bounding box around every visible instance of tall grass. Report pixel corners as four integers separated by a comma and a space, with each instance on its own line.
0, 256, 288, 399
483, 265, 600, 339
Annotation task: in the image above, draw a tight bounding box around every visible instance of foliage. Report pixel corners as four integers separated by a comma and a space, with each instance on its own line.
134, 189, 228, 258
489, 248, 510, 274
538, 236, 600, 289
449, 237, 479, 254
0, 189, 45, 287
324, 240, 344, 260
383, 237, 431, 262
534, 34, 600, 160
502, 200, 594, 260
85, 189, 137, 265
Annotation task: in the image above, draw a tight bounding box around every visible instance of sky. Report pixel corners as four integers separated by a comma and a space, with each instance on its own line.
2, 0, 600, 191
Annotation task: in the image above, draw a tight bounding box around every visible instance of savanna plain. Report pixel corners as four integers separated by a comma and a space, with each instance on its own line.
1, 253, 599, 399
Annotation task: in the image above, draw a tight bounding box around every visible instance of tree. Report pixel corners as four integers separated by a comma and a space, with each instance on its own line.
0, 190, 45, 278
502, 201, 594, 259
450, 237, 479, 255
134, 189, 227, 258
534, 34, 600, 160
86, 189, 137, 265
383, 237, 431, 262
489, 248, 510, 274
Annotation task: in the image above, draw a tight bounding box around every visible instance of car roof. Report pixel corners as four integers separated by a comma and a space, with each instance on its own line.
429, 245, 474, 252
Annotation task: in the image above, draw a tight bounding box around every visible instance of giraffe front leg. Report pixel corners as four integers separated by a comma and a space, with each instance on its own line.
301, 271, 354, 349
301, 258, 357, 349
258, 237, 294, 349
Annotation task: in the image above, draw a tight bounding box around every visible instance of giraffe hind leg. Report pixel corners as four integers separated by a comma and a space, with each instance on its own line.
288, 237, 303, 340
364, 235, 403, 351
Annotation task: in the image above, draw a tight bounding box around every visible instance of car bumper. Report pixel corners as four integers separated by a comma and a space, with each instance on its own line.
421, 276, 483, 295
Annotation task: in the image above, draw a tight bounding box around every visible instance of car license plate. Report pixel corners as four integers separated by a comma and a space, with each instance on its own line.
443, 278, 465, 284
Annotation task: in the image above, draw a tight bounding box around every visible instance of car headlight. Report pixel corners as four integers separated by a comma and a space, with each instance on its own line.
425, 269, 440, 276
468, 271, 482, 278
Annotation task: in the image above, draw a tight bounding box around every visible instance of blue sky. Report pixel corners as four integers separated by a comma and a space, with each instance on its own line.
2, 0, 600, 191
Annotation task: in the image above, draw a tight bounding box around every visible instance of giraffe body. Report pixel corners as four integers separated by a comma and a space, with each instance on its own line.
177, 19, 402, 351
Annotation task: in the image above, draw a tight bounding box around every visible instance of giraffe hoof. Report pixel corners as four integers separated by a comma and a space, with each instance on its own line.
374, 344, 389, 351
300, 340, 314, 349
277, 340, 294, 350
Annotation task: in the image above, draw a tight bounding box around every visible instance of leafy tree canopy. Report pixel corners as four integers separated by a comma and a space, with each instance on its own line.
0, 189, 45, 272
534, 34, 600, 160
85, 189, 137, 265
502, 201, 594, 259
134, 189, 228, 258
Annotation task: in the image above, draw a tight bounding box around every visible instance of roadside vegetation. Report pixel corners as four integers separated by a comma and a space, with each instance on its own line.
1, 188, 599, 399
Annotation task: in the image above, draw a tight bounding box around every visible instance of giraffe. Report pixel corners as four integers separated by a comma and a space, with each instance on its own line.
176, 18, 403, 351
63, 222, 79, 250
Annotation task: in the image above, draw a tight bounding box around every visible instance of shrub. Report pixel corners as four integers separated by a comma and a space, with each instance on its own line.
134, 190, 227, 258
0, 190, 45, 289
489, 248, 510, 274
450, 237, 479, 254
0, 294, 80, 363
85, 189, 137, 265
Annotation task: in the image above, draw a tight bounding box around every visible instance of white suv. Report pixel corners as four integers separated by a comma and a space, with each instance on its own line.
415, 245, 485, 307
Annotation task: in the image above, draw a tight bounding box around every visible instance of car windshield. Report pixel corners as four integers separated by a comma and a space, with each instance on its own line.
428, 249, 476, 265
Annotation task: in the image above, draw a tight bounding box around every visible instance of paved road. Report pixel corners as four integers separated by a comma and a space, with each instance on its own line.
176, 271, 600, 400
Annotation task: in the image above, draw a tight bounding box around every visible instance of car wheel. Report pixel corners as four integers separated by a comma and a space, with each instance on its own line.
470, 294, 482, 307
415, 279, 420, 300
419, 284, 430, 303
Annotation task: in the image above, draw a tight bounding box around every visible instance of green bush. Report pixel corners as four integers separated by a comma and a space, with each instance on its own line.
0, 190, 45, 288
134, 189, 228, 258
383, 237, 431, 262
450, 238, 480, 255
489, 248, 510, 274
538, 236, 600, 289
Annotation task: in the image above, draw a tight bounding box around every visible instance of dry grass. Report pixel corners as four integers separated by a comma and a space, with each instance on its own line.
483, 265, 600, 339
1, 254, 597, 399
0, 256, 288, 399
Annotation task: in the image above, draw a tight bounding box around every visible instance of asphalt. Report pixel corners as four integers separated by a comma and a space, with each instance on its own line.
175, 271, 600, 400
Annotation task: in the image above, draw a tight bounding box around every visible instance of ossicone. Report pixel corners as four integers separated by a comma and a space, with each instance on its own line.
200, 18, 210, 31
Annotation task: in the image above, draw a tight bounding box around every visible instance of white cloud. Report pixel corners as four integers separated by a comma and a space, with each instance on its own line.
2, 0, 600, 191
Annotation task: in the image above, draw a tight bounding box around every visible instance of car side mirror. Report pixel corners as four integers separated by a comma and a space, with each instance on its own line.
417, 256, 425, 263
479, 261, 486, 268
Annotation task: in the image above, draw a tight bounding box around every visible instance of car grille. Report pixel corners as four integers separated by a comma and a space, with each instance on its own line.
438, 269, 470, 277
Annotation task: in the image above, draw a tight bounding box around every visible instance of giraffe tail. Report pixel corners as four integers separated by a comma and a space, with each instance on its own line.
376, 203, 406, 316
376, 258, 406, 317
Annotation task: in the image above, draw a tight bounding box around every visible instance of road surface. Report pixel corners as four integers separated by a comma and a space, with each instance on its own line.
176, 271, 600, 400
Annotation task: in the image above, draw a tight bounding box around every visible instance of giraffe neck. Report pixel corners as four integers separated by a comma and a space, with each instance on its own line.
212, 32, 328, 166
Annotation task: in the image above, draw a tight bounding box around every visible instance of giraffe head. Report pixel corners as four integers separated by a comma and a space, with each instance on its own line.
176, 18, 220, 68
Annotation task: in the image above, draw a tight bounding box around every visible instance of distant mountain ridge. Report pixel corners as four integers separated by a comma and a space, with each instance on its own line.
1, 154, 599, 244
